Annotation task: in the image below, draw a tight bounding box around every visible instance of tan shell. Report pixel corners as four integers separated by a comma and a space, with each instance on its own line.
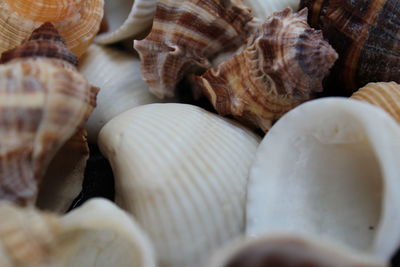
134, 0, 255, 98
0, 23, 97, 205
0, 0, 103, 57
192, 8, 338, 131
351, 82, 400, 124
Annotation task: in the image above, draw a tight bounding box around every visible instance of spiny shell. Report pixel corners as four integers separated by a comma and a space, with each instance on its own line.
192, 8, 338, 131
243, 0, 300, 19
98, 104, 260, 267
134, 0, 255, 98
351, 82, 400, 124
79, 44, 166, 143
96, 0, 158, 44
209, 234, 383, 267
300, 0, 400, 94
247, 98, 400, 264
0, 0, 103, 57
0, 23, 97, 205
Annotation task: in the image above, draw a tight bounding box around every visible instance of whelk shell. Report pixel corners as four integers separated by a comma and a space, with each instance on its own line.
192, 8, 338, 131
0, 23, 97, 205
247, 98, 400, 264
98, 103, 260, 267
134, 0, 255, 98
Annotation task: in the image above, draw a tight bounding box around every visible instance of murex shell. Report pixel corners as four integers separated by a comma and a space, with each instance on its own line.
247, 98, 400, 264
0, 0, 104, 57
192, 8, 338, 131
300, 0, 400, 94
99, 104, 260, 267
134, 0, 256, 98
0, 23, 97, 205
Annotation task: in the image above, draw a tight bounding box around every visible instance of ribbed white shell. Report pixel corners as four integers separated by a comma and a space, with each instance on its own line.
247, 98, 400, 263
79, 45, 163, 143
244, 0, 300, 19
98, 104, 260, 267
96, 0, 157, 44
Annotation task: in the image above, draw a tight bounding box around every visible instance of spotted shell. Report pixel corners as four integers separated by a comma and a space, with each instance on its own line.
0, 23, 97, 205
134, 0, 255, 98
192, 8, 338, 131
0, 0, 103, 57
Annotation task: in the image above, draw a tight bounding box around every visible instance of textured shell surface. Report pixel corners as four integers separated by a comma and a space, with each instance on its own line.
192, 8, 338, 131
79, 44, 166, 143
0, 23, 97, 205
246, 98, 400, 263
98, 103, 260, 267
300, 0, 400, 94
351, 82, 400, 124
96, 0, 158, 44
208, 234, 384, 267
0, 0, 103, 57
243, 0, 300, 19
134, 0, 255, 98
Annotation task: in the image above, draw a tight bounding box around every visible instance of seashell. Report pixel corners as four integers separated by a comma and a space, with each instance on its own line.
243, 0, 300, 19
79, 44, 166, 143
351, 82, 400, 124
192, 8, 338, 131
246, 98, 400, 264
0, 0, 103, 57
36, 130, 89, 214
299, 0, 400, 94
0, 198, 156, 267
96, 0, 158, 44
209, 234, 384, 267
134, 0, 255, 98
98, 103, 260, 267
0, 23, 97, 205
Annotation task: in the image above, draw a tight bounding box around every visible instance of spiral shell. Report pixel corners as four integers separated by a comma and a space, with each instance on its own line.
99, 104, 260, 267
134, 0, 255, 98
192, 8, 338, 131
0, 0, 103, 57
0, 23, 97, 205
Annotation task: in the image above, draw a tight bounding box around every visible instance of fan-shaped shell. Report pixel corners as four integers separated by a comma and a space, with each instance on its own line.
0, 0, 103, 57
134, 0, 255, 98
98, 104, 260, 267
247, 98, 400, 264
192, 8, 337, 131
96, 0, 157, 44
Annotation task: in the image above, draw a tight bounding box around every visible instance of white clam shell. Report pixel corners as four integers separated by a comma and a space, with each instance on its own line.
96, 0, 157, 44
246, 98, 400, 263
79, 45, 163, 143
243, 0, 300, 19
98, 103, 260, 267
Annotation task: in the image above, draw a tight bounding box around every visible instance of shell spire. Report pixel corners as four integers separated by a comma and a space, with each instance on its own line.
0, 23, 78, 66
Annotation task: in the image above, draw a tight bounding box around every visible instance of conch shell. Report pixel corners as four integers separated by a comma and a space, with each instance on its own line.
247, 98, 400, 264
243, 0, 300, 19
96, 0, 158, 44
351, 82, 400, 124
192, 8, 338, 131
0, 23, 97, 205
300, 0, 400, 94
0, 0, 104, 57
98, 104, 260, 267
0, 198, 156, 267
134, 0, 255, 98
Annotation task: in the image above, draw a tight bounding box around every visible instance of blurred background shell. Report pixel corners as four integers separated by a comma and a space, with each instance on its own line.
243, 0, 300, 19
98, 104, 260, 267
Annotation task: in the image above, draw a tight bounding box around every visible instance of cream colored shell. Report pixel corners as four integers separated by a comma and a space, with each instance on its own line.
98, 104, 260, 267
246, 98, 400, 264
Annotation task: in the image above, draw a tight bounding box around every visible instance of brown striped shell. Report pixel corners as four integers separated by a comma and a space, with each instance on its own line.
0, 23, 97, 205
134, 0, 256, 98
300, 0, 400, 94
351, 82, 400, 124
0, 0, 103, 57
192, 8, 338, 131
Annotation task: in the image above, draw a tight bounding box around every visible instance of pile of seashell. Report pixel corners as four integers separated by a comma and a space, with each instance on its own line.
0, 0, 400, 266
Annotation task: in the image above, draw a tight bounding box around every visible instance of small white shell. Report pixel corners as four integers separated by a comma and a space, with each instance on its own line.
96, 0, 157, 44
243, 0, 300, 19
98, 104, 260, 267
246, 98, 400, 264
